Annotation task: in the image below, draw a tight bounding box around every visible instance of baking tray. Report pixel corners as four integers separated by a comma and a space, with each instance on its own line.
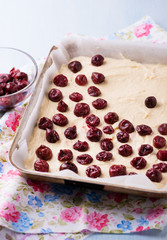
9, 35, 167, 198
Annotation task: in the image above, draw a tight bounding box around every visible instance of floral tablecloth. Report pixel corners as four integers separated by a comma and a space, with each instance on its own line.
1, 16, 167, 240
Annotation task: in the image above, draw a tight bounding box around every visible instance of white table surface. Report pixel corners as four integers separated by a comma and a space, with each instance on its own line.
1, 0, 167, 59
1, 0, 167, 238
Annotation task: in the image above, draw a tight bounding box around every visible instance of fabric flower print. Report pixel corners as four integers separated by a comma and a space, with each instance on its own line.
146, 206, 165, 220
0, 170, 20, 181
5, 112, 21, 132
87, 191, 101, 203
11, 212, 33, 232
136, 226, 150, 232
28, 195, 43, 207
0, 202, 20, 222
134, 22, 153, 38
26, 179, 50, 193
0, 162, 4, 173
136, 216, 149, 226
60, 207, 82, 222
117, 220, 132, 232
85, 211, 109, 231
44, 194, 59, 202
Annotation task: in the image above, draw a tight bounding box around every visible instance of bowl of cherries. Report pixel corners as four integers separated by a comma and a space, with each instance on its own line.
0, 47, 38, 111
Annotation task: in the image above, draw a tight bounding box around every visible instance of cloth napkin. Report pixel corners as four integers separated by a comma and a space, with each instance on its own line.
0, 16, 167, 240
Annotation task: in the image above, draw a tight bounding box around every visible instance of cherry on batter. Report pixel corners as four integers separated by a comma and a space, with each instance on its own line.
87, 127, 102, 142
146, 168, 162, 182
73, 140, 89, 152
75, 74, 87, 86
86, 114, 100, 127
92, 98, 107, 109
130, 157, 147, 169
36, 145, 52, 160
68, 61, 82, 73
52, 113, 68, 126
64, 125, 77, 139
59, 161, 78, 173
58, 149, 73, 161
91, 54, 104, 66
96, 151, 112, 161
87, 86, 101, 97
109, 165, 126, 177
76, 154, 93, 165
34, 159, 49, 172
38, 117, 53, 130
53, 74, 68, 87
86, 165, 101, 178
57, 100, 68, 112
48, 88, 63, 102
46, 128, 60, 143
104, 112, 119, 124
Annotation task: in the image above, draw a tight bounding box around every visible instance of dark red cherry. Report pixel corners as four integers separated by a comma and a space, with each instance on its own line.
157, 150, 167, 161
145, 96, 157, 108
118, 144, 133, 157
0, 73, 12, 83
92, 98, 107, 109
46, 128, 60, 143
130, 157, 147, 169
87, 127, 102, 142
34, 159, 49, 172
100, 138, 113, 151
14, 72, 28, 82
76, 154, 93, 165
86, 165, 101, 178
158, 123, 167, 135
136, 125, 152, 136
64, 126, 77, 140
53, 74, 68, 87
104, 112, 119, 124
57, 100, 68, 112
38, 117, 53, 130
48, 88, 63, 102
17, 80, 29, 90
69, 92, 83, 102
153, 162, 167, 173
91, 54, 104, 66
119, 119, 135, 133
87, 86, 101, 97
36, 145, 52, 160
109, 165, 126, 177
73, 140, 89, 152
52, 114, 68, 126
153, 136, 166, 149
5, 82, 18, 94
86, 114, 100, 127
75, 74, 87, 86
91, 72, 105, 84
138, 144, 153, 156
58, 149, 73, 161
74, 103, 90, 117
96, 151, 112, 161
68, 61, 82, 73
103, 126, 114, 134
146, 168, 162, 182
59, 161, 78, 173
116, 132, 129, 143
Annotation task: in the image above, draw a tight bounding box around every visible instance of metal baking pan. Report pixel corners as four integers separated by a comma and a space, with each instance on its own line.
9, 36, 167, 198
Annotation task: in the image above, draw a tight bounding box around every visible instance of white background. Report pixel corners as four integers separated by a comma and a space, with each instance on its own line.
0, 0, 167, 59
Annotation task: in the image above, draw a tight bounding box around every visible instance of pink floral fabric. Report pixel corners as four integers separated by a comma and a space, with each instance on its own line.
134, 23, 153, 38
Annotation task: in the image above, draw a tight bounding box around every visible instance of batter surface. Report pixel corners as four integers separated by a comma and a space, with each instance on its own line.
25, 56, 167, 188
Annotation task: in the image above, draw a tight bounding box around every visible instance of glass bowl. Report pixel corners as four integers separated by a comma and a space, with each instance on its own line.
0, 47, 38, 112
